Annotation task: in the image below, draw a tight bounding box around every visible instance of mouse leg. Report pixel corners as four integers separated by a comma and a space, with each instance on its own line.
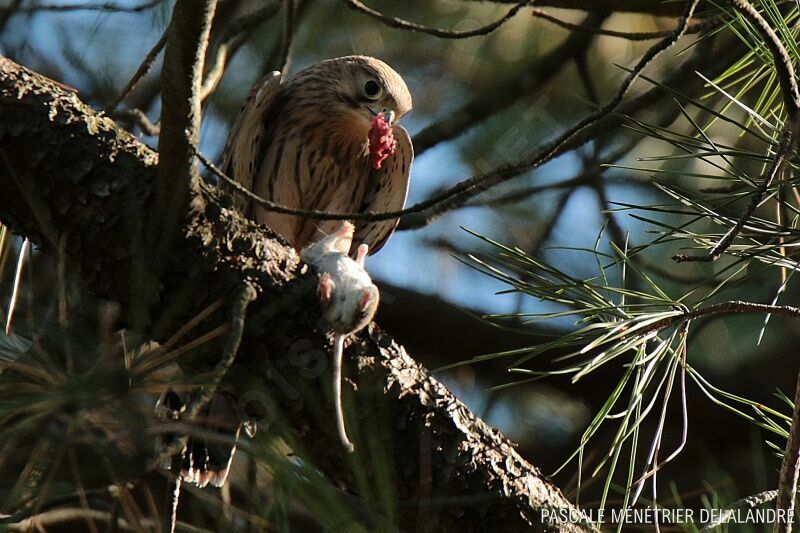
355, 244, 369, 267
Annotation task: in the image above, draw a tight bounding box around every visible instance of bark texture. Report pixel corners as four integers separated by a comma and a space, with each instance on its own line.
0, 57, 590, 532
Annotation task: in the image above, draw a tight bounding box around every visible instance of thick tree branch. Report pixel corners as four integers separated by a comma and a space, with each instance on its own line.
0, 58, 590, 532
153, 0, 217, 266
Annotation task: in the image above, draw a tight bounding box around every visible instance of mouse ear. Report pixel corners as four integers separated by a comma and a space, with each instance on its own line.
358, 286, 378, 312
318, 273, 334, 304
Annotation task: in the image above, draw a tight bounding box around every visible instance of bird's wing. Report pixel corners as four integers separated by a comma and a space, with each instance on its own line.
354, 124, 413, 254
220, 71, 282, 214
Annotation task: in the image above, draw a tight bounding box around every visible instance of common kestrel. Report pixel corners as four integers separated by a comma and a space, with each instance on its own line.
220, 55, 414, 254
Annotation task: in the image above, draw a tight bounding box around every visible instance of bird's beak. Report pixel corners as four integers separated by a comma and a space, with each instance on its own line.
368, 107, 396, 125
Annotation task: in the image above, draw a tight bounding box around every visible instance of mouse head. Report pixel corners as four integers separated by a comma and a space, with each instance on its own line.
317, 274, 379, 334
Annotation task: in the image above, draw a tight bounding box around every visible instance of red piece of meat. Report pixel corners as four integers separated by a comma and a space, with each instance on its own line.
368, 113, 397, 171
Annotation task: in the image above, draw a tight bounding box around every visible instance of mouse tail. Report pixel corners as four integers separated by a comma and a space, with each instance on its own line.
333, 334, 355, 453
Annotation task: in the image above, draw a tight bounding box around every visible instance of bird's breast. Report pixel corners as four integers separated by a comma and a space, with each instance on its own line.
257, 102, 378, 241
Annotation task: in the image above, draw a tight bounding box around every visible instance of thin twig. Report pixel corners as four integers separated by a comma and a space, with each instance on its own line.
343, 0, 531, 39
641, 300, 800, 336
532, 9, 719, 40
700, 489, 779, 530
401, 0, 701, 228
160, 285, 254, 533
473, 141, 635, 208
463, 0, 696, 16
467, 174, 589, 208
277, 0, 295, 77
199, 42, 232, 102
114, 108, 160, 136
106, 30, 168, 113
184, 284, 256, 419
673, 127, 796, 263
200, 3, 282, 101
346, 0, 715, 41
151, 285, 255, 472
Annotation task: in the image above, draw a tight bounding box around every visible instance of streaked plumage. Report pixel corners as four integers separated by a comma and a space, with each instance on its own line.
221, 55, 414, 254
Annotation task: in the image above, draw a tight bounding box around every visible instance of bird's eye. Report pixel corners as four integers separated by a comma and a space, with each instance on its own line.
363, 80, 382, 100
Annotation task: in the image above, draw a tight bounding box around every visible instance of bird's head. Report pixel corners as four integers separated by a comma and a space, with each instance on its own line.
333, 55, 412, 126
291, 55, 412, 130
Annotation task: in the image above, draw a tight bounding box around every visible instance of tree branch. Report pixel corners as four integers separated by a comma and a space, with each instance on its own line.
106, 30, 168, 114
199, 3, 282, 101
463, 0, 709, 16
153, 0, 217, 259
726, 0, 800, 116
343, 0, 532, 38
529, 10, 718, 40
777, 372, 800, 533
646, 300, 800, 333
